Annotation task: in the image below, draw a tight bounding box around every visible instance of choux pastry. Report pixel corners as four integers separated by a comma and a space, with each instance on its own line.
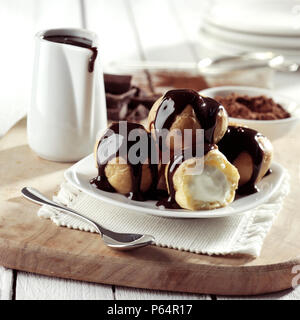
158, 144, 240, 210
148, 89, 228, 153
91, 122, 158, 201
218, 125, 273, 195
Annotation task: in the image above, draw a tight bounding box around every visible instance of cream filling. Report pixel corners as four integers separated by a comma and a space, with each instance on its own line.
188, 165, 230, 204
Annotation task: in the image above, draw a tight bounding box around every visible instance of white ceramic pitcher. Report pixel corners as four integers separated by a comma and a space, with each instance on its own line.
28, 28, 107, 162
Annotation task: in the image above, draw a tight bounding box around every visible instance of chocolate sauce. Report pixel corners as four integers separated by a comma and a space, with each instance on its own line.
152, 89, 225, 145
43, 35, 98, 72
218, 126, 264, 195
156, 144, 217, 209
264, 168, 272, 177
90, 122, 158, 201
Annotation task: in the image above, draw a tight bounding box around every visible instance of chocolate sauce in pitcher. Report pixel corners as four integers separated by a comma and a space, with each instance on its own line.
43, 35, 98, 72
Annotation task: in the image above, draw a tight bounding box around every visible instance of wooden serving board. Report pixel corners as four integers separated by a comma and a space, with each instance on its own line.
1, 118, 300, 296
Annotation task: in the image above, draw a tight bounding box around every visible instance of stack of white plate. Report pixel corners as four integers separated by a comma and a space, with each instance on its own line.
199, 0, 300, 61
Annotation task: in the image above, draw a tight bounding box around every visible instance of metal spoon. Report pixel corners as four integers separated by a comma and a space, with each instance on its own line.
21, 187, 155, 251
110, 51, 299, 74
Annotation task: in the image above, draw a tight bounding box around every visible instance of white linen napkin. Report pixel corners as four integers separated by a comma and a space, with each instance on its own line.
38, 172, 289, 257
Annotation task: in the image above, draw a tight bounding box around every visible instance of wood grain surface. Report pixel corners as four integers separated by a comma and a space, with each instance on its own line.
0, 118, 300, 296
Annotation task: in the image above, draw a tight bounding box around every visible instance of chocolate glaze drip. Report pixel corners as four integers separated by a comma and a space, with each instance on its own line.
218, 126, 264, 195
264, 168, 272, 177
43, 35, 98, 72
156, 144, 217, 209
153, 89, 225, 145
90, 122, 158, 201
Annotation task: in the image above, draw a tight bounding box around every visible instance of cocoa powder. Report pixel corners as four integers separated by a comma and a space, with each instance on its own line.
215, 93, 290, 120
153, 71, 209, 92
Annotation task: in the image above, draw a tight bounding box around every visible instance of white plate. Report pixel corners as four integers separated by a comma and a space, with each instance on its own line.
64, 154, 285, 219
198, 27, 300, 64
202, 22, 300, 50
204, 1, 300, 36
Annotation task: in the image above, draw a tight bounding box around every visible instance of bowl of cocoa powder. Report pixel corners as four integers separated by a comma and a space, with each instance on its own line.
200, 86, 300, 140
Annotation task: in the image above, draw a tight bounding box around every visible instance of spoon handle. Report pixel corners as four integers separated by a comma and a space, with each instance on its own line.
21, 187, 150, 244
21, 187, 106, 235
110, 60, 198, 71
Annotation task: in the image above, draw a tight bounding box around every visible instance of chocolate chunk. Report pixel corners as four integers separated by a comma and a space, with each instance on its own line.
126, 104, 149, 122
129, 94, 161, 111
104, 73, 159, 121
107, 103, 128, 120
106, 88, 137, 110
104, 73, 132, 94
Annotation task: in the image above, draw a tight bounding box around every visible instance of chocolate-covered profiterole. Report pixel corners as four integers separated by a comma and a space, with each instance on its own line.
159, 144, 240, 210
157, 143, 216, 209
218, 125, 273, 195
90, 122, 158, 201
43, 35, 98, 72
148, 89, 228, 152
